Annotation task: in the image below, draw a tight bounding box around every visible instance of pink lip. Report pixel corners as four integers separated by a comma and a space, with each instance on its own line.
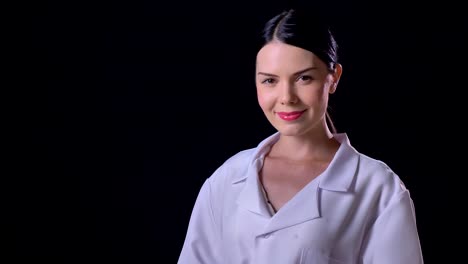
276, 110, 306, 121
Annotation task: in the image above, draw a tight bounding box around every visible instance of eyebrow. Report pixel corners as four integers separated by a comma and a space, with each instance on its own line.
257, 67, 317, 77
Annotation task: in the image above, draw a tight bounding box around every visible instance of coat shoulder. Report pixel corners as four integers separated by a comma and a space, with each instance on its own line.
358, 153, 406, 190
207, 148, 255, 184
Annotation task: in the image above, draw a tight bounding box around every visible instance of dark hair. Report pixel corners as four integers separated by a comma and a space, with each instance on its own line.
262, 9, 339, 71
261, 9, 340, 133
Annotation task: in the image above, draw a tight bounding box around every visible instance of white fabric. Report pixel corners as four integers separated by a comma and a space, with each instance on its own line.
178, 132, 424, 264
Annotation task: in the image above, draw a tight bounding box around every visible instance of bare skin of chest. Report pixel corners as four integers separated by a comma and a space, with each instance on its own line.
259, 157, 329, 212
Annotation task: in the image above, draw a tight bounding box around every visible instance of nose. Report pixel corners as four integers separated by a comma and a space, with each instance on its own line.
279, 82, 298, 105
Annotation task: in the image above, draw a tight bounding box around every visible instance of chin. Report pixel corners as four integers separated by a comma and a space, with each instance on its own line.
275, 126, 308, 137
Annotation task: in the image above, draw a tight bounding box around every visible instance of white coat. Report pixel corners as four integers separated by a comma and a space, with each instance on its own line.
178, 133, 424, 264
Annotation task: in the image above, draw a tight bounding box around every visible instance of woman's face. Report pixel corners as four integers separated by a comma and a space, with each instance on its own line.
255, 41, 341, 137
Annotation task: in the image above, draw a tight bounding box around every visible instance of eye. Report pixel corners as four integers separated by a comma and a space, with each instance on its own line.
297, 75, 313, 82
261, 78, 277, 85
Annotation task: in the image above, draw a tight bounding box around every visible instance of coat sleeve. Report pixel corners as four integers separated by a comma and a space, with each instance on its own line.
178, 177, 223, 264
360, 190, 424, 264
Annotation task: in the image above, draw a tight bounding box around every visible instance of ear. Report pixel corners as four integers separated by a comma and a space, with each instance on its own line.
329, 63, 343, 94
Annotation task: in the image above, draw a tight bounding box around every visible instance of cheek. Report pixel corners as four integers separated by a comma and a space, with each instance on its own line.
256, 89, 272, 110
309, 89, 328, 103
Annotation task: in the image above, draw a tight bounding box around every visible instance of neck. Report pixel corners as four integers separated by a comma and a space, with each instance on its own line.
270, 126, 339, 162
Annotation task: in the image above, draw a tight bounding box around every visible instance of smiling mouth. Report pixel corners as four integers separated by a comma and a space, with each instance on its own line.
276, 110, 306, 121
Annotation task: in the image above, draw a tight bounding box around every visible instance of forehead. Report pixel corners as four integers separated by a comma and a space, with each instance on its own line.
256, 42, 325, 72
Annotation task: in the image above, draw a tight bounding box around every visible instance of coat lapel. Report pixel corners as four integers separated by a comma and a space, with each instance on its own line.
234, 133, 360, 237
235, 157, 272, 218
259, 180, 321, 236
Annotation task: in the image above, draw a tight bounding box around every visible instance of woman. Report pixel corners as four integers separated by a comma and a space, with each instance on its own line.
178, 8, 423, 264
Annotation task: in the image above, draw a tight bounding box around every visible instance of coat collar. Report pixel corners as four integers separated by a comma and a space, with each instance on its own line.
318, 133, 359, 192
234, 132, 360, 235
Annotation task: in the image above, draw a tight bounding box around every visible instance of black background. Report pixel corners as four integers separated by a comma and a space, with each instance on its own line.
23, 0, 465, 263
